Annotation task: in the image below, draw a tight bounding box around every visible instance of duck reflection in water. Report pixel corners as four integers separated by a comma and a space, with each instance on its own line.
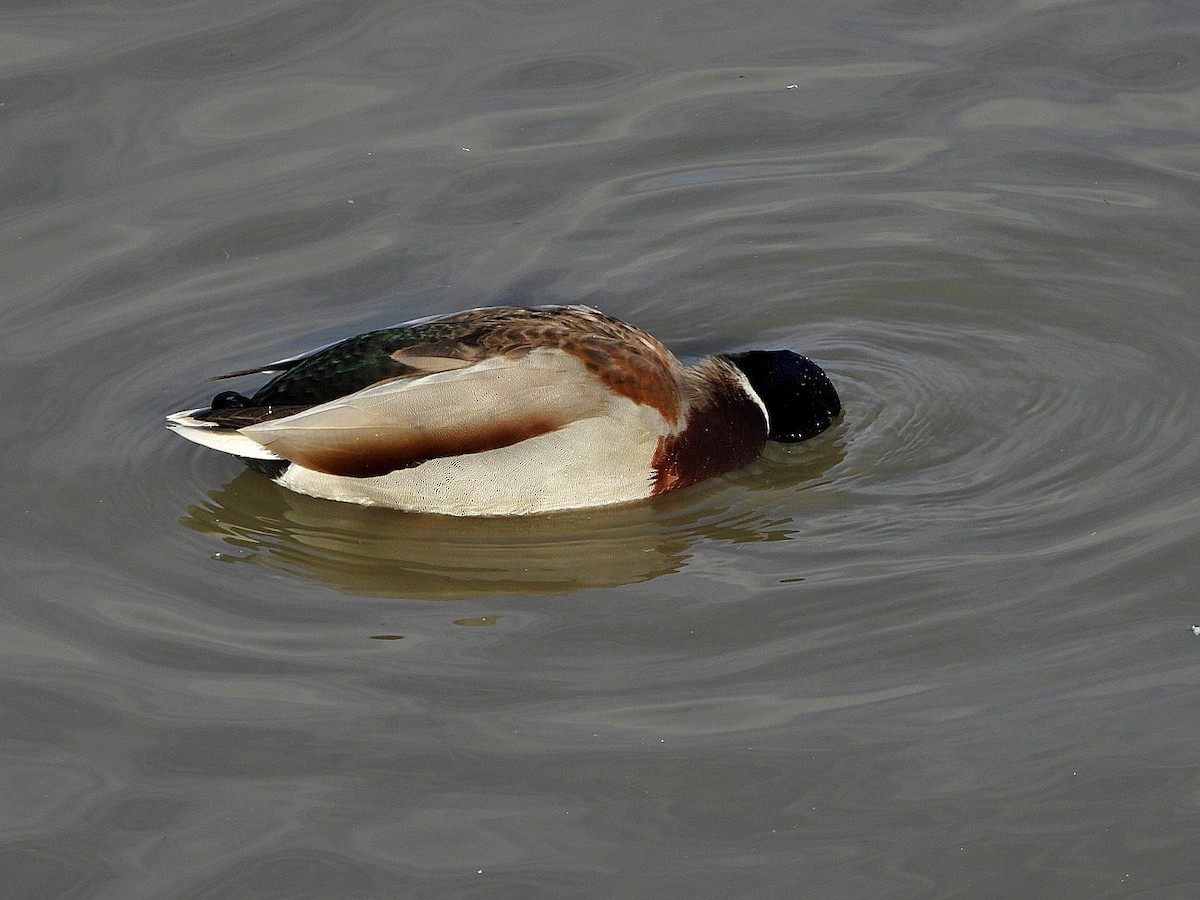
181, 428, 844, 600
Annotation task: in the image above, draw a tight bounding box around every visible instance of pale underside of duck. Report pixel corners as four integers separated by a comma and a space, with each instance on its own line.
167, 305, 840, 516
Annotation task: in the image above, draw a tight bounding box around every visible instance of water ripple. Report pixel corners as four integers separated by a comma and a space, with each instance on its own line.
5, 0, 1200, 892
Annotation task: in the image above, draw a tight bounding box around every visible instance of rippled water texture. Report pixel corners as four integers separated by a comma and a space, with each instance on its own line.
3, 0, 1200, 897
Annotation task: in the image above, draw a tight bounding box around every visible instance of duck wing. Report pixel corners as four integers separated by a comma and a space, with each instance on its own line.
217, 305, 621, 408
180, 305, 682, 477
240, 348, 612, 477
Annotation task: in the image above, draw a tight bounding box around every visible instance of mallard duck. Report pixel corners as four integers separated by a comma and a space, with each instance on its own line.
167, 305, 841, 515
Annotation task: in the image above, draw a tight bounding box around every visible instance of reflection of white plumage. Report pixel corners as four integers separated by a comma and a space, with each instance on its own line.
168, 305, 840, 515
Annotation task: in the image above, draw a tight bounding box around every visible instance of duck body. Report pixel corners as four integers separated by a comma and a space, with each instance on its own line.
167, 305, 840, 515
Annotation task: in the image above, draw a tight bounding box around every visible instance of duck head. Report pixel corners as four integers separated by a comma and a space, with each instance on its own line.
723, 350, 842, 442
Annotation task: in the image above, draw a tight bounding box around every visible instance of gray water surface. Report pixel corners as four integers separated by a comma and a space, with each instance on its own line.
3, 1, 1200, 897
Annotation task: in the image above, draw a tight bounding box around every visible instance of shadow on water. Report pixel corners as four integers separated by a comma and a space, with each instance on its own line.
178, 433, 845, 600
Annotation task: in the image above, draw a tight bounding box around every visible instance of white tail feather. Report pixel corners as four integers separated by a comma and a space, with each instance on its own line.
166, 411, 282, 460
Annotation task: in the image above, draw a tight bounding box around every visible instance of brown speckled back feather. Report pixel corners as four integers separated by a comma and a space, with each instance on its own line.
387, 306, 685, 422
